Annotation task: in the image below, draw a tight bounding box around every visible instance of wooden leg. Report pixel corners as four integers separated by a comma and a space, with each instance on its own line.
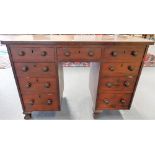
93, 110, 102, 119
24, 113, 32, 120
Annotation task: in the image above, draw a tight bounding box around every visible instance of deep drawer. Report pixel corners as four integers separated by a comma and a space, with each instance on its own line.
22, 93, 60, 112
96, 93, 132, 110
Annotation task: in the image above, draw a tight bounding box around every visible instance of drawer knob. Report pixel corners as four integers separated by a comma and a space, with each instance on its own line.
29, 100, 34, 106
42, 66, 49, 72
22, 66, 28, 72
26, 82, 31, 88
109, 66, 115, 71
18, 51, 25, 56
131, 51, 138, 56
106, 82, 113, 88
103, 99, 110, 104
41, 51, 47, 56
128, 66, 135, 71
88, 50, 94, 56
64, 51, 71, 57
120, 99, 126, 104
44, 82, 50, 88
111, 51, 117, 57
124, 81, 130, 87
47, 99, 53, 105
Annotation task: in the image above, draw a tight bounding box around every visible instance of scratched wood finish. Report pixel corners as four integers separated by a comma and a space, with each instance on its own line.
1, 35, 153, 119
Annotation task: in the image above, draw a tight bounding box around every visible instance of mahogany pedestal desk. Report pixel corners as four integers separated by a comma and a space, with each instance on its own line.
1, 35, 154, 119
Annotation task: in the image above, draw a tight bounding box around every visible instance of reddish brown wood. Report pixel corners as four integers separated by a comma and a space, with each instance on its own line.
101, 62, 142, 76
18, 77, 57, 93
11, 47, 55, 62
57, 47, 102, 61
98, 76, 137, 92
96, 93, 132, 110
1, 36, 153, 119
22, 93, 60, 112
14, 62, 57, 77
103, 46, 145, 62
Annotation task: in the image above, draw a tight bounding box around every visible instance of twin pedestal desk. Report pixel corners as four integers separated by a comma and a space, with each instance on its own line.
2, 35, 153, 119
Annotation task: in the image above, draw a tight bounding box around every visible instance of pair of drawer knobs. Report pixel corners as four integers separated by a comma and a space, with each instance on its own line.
64, 50, 94, 57
106, 81, 130, 87
18, 51, 47, 56
22, 66, 49, 72
29, 99, 53, 106
109, 66, 135, 71
103, 99, 126, 104
25, 82, 51, 88
111, 51, 138, 57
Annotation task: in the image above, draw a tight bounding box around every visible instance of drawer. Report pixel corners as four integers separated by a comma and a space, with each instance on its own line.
10, 47, 55, 62
96, 93, 132, 110
22, 94, 60, 112
101, 62, 141, 76
14, 63, 57, 77
103, 46, 145, 62
98, 76, 137, 92
57, 47, 102, 61
18, 77, 57, 93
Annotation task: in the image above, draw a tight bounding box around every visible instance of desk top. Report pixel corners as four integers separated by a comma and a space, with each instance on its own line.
1, 34, 154, 45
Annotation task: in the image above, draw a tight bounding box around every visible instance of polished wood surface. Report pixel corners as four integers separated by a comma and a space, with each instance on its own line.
1, 35, 154, 119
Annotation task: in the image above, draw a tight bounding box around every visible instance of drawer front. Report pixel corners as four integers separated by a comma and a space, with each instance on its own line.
22, 94, 60, 112
101, 62, 141, 76
11, 47, 55, 62
103, 46, 145, 62
57, 47, 102, 61
96, 93, 132, 110
18, 78, 57, 93
99, 76, 137, 92
14, 63, 57, 77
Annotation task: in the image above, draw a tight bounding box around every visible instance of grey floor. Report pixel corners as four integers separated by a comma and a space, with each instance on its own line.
0, 66, 155, 120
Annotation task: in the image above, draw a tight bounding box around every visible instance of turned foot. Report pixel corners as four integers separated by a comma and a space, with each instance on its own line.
93, 111, 102, 119
24, 113, 32, 120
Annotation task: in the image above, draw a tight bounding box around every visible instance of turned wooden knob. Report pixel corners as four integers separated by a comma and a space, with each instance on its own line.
44, 82, 50, 88
25, 82, 31, 88
47, 99, 53, 105
42, 66, 49, 72
22, 66, 28, 72
103, 99, 110, 104
64, 51, 71, 56
111, 51, 117, 57
120, 99, 126, 104
41, 51, 47, 56
18, 51, 25, 56
88, 50, 94, 56
131, 51, 138, 56
124, 81, 130, 87
109, 66, 115, 71
106, 82, 113, 88
29, 100, 34, 106
128, 66, 135, 71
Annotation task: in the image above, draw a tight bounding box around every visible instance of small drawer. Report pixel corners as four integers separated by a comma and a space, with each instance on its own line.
10, 47, 55, 62
22, 94, 60, 112
57, 47, 101, 61
96, 93, 132, 110
98, 76, 137, 92
18, 77, 57, 93
101, 62, 141, 76
103, 46, 145, 62
14, 63, 57, 77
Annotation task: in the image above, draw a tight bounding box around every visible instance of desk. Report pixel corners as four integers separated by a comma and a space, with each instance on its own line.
1, 35, 154, 119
